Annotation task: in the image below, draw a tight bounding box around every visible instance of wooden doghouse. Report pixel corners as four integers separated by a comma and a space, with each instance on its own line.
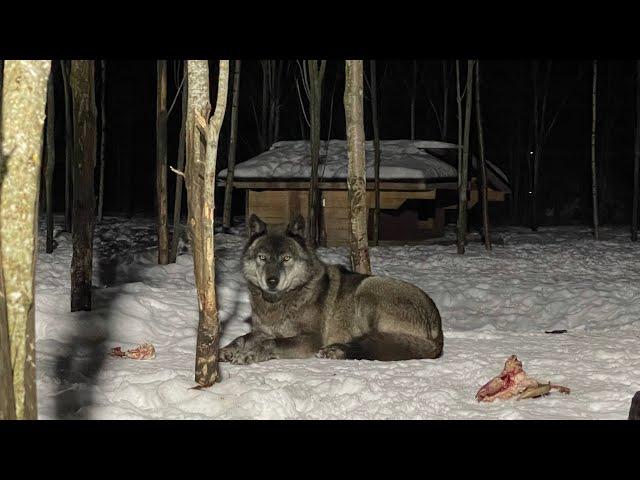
218, 140, 510, 246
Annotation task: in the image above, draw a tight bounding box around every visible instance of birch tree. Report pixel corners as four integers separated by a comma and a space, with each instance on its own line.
633, 60, 640, 242
369, 60, 381, 245
170, 62, 187, 263
222, 60, 242, 232
591, 60, 599, 240
97, 60, 107, 222
0, 60, 51, 419
475, 61, 491, 250
457, 60, 475, 255
176, 60, 229, 387
44, 63, 56, 253
298, 60, 326, 246
0, 58, 14, 420
156, 60, 169, 264
70, 61, 97, 312
60, 60, 73, 232
345, 60, 371, 274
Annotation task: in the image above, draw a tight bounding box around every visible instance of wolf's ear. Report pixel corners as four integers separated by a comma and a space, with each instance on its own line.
248, 214, 267, 237
286, 214, 306, 238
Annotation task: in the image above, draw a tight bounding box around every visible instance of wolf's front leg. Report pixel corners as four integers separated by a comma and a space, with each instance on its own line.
219, 332, 275, 365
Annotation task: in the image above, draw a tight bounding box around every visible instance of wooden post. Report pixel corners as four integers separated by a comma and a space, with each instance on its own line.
222, 60, 242, 232
182, 60, 229, 387
345, 60, 371, 275
156, 60, 169, 264
70, 61, 97, 312
0, 60, 52, 419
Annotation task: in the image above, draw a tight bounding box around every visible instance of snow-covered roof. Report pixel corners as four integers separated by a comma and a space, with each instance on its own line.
218, 140, 510, 192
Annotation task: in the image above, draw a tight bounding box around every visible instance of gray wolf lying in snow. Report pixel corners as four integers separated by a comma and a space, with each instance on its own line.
219, 214, 444, 364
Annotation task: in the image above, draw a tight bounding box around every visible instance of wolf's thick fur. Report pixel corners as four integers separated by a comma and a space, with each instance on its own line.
219, 215, 444, 364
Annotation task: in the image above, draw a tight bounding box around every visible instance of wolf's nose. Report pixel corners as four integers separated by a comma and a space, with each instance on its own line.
266, 277, 278, 289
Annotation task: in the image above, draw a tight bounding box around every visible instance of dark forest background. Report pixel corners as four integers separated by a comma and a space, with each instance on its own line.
46, 60, 638, 227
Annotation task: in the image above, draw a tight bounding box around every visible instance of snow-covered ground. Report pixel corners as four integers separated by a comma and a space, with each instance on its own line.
36, 217, 640, 419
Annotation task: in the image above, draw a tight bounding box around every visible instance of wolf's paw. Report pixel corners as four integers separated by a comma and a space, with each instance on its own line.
223, 340, 275, 365
316, 344, 349, 360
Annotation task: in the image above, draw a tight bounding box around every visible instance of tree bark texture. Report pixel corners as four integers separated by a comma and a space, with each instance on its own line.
457, 60, 475, 254
222, 60, 242, 231
474, 61, 491, 251
70, 61, 97, 312
344, 60, 372, 275
156, 60, 169, 264
0, 60, 51, 419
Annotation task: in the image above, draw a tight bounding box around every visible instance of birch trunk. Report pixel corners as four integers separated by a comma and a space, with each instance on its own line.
156, 60, 169, 264
591, 60, 599, 240
633, 60, 640, 242
222, 60, 242, 231
170, 63, 187, 263
345, 60, 371, 275
70, 61, 97, 312
306, 60, 326, 247
0, 58, 15, 420
0, 60, 51, 419
61, 60, 73, 232
474, 61, 491, 251
97, 60, 106, 221
370, 60, 381, 245
183, 60, 229, 387
44, 64, 56, 253
457, 60, 474, 254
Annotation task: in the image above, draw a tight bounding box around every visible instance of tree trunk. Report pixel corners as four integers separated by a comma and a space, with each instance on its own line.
345, 60, 371, 275
442, 60, 449, 141
370, 60, 381, 246
260, 61, 268, 151
474, 61, 491, 251
223, 60, 242, 232
0, 59, 17, 421
306, 60, 326, 247
44, 64, 56, 254
97, 60, 107, 222
410, 60, 416, 140
0, 60, 51, 419
70, 61, 97, 312
61, 61, 73, 233
184, 60, 229, 387
591, 60, 599, 240
156, 60, 169, 264
633, 60, 640, 242
170, 63, 187, 263
457, 60, 474, 255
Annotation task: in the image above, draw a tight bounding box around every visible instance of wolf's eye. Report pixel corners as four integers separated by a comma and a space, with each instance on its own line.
258, 254, 267, 261
282, 255, 291, 262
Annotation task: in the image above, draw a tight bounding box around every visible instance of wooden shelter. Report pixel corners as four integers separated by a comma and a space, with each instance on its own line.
218, 140, 510, 246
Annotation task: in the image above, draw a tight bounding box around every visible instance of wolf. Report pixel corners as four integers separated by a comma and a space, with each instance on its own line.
219, 214, 444, 364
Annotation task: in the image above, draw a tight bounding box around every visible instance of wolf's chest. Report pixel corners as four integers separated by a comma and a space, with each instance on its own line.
251, 294, 321, 337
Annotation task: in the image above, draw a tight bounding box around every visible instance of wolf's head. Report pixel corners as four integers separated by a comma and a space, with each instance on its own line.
242, 214, 319, 301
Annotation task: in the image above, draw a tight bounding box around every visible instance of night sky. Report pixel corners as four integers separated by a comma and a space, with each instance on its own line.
47, 60, 638, 226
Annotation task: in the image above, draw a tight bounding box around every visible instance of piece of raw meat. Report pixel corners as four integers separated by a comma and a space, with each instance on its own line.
476, 355, 570, 402
109, 343, 156, 360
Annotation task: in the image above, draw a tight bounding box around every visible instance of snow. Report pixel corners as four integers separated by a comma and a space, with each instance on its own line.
216, 140, 458, 182
36, 217, 640, 419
